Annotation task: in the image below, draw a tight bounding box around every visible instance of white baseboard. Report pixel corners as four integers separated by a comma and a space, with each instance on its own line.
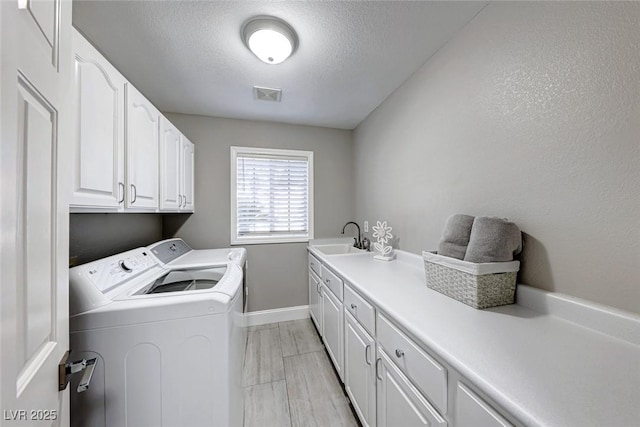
244, 305, 310, 327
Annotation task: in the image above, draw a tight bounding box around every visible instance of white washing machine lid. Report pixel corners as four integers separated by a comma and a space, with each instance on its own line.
135, 267, 225, 294
121, 266, 238, 300
70, 264, 243, 331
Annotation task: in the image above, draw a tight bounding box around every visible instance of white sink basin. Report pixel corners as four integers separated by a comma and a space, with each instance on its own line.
313, 244, 365, 256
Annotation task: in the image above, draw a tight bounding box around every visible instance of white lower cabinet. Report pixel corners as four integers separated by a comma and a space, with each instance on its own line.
345, 312, 376, 427
321, 286, 344, 381
377, 313, 448, 415
309, 269, 323, 334
308, 252, 513, 427
454, 382, 511, 427
376, 348, 447, 427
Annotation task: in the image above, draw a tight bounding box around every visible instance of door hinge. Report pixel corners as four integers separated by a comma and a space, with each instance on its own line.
58, 350, 97, 392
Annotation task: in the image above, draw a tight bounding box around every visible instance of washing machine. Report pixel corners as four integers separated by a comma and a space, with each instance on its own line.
146, 238, 249, 312
69, 240, 246, 427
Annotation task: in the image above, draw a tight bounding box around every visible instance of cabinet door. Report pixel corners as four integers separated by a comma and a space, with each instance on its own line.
159, 116, 181, 211
455, 382, 511, 427
321, 286, 344, 381
309, 271, 322, 334
71, 29, 125, 209
345, 312, 376, 427
180, 135, 195, 211
126, 83, 159, 209
377, 349, 446, 427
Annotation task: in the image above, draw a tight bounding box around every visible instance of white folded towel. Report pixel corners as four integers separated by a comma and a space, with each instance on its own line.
437, 214, 475, 260
464, 217, 522, 263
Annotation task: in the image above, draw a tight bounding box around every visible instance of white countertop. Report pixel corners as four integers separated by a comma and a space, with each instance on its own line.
308, 247, 640, 427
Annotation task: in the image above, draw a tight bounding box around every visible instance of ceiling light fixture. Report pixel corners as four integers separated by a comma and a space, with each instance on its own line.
242, 16, 298, 65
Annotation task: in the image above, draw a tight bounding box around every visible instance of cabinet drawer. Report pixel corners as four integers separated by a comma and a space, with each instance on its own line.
455, 382, 511, 427
344, 284, 375, 335
377, 348, 446, 427
321, 266, 343, 301
376, 314, 447, 415
308, 253, 322, 277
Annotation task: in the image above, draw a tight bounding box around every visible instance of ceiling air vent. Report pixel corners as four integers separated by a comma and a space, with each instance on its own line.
253, 86, 282, 102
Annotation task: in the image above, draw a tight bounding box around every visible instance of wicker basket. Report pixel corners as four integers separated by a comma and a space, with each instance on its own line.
422, 251, 519, 309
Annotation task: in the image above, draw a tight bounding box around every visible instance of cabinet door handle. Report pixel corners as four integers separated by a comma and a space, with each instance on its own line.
365, 344, 372, 366
350, 303, 357, 310
118, 182, 125, 204
325, 279, 330, 283
179, 194, 183, 207
183, 195, 187, 207
375, 357, 382, 381
130, 184, 137, 204
395, 349, 404, 358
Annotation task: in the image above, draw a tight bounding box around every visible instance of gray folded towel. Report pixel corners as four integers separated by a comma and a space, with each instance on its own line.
464, 217, 522, 263
437, 214, 475, 260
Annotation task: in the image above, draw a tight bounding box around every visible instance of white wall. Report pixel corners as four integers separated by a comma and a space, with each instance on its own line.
354, 2, 640, 313
163, 114, 354, 312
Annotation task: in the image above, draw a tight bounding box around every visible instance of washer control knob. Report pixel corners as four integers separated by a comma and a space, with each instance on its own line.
119, 260, 134, 273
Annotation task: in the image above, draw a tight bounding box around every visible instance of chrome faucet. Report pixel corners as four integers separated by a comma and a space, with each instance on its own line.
341, 221, 362, 249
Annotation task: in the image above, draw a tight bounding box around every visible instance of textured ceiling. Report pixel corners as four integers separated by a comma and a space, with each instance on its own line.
73, 1, 487, 130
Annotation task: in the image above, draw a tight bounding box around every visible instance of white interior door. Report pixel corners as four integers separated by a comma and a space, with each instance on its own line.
1, 0, 72, 425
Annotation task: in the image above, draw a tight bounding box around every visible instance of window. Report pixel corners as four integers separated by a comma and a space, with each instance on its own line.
231, 146, 314, 245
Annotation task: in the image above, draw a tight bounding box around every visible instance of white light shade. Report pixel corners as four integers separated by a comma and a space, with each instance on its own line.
248, 29, 292, 64
242, 17, 298, 65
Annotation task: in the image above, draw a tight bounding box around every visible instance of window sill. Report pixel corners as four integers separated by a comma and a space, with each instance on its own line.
231, 236, 312, 246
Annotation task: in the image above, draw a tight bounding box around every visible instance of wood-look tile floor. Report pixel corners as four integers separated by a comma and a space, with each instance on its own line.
243, 319, 359, 427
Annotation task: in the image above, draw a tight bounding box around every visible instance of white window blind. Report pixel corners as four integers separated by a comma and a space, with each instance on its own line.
231, 147, 314, 244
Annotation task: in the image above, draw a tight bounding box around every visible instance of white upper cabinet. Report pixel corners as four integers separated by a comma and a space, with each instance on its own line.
160, 116, 195, 212
71, 30, 195, 213
71, 28, 125, 209
180, 135, 195, 212
126, 83, 159, 210
159, 116, 182, 211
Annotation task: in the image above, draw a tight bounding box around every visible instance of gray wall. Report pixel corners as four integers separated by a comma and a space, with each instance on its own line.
70, 214, 163, 264
354, 2, 640, 314
163, 114, 354, 312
